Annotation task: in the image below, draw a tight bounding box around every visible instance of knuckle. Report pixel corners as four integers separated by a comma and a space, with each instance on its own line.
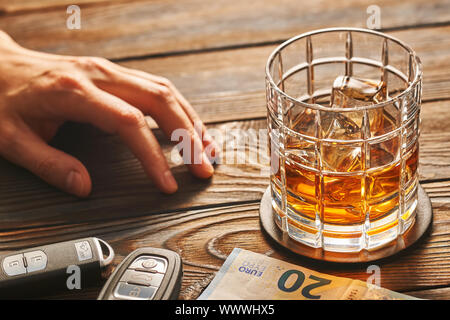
154, 85, 172, 100
152, 85, 178, 111
158, 77, 173, 89
43, 70, 83, 92
74, 56, 109, 71
118, 107, 147, 128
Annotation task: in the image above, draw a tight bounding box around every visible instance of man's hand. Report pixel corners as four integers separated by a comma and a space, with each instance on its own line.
0, 31, 218, 197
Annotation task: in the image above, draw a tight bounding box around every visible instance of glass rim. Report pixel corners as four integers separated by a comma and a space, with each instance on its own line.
265, 27, 423, 112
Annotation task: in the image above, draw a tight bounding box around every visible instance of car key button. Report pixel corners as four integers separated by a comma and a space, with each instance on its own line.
130, 256, 167, 274
142, 259, 157, 269
120, 270, 164, 287
2, 254, 26, 276
24, 250, 47, 273
74, 241, 93, 262
114, 282, 157, 300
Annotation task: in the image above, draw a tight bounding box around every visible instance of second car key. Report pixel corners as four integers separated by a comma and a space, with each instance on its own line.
0, 237, 114, 298
98, 247, 183, 300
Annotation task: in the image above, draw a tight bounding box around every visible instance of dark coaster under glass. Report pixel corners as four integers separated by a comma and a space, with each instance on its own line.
259, 184, 432, 263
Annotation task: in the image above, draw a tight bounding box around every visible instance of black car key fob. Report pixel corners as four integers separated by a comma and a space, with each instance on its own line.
0, 237, 114, 298
98, 247, 182, 300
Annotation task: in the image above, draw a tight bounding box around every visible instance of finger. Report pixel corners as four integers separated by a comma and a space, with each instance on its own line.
162, 81, 220, 163
109, 65, 220, 159
135, 73, 220, 161
85, 58, 220, 160
89, 66, 214, 178
118, 106, 179, 194
55, 85, 178, 193
1, 129, 91, 197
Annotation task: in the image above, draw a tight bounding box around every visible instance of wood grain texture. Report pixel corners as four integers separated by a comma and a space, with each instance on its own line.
0, 0, 449, 300
0, 0, 449, 59
406, 287, 450, 300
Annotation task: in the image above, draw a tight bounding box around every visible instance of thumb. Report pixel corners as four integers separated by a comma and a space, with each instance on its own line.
6, 133, 92, 197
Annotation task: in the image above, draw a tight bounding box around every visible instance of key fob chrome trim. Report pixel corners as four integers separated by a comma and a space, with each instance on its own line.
93, 238, 115, 268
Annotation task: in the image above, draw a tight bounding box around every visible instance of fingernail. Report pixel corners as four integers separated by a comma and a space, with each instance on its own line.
66, 170, 83, 196
211, 141, 221, 161
202, 153, 214, 176
163, 170, 178, 193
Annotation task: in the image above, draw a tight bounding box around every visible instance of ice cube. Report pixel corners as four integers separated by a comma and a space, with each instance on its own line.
326, 75, 388, 141
286, 108, 317, 164
321, 112, 362, 140
321, 144, 362, 172
290, 108, 316, 135
319, 76, 387, 172
320, 113, 362, 171
331, 75, 387, 108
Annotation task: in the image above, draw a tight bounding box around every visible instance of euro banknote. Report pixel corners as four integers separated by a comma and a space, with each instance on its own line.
198, 248, 418, 300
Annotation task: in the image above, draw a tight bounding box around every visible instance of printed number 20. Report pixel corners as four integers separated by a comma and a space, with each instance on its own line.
277, 270, 331, 299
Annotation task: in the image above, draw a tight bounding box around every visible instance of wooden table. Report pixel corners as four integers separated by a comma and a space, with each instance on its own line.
0, 0, 449, 300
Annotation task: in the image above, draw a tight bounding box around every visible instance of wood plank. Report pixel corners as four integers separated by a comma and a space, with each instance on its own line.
0, 0, 113, 14
0, 0, 449, 59
0, 110, 449, 230
116, 26, 450, 128
406, 287, 450, 300
1, 199, 449, 299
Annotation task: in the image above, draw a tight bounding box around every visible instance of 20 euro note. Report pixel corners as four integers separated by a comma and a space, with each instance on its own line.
198, 248, 419, 300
